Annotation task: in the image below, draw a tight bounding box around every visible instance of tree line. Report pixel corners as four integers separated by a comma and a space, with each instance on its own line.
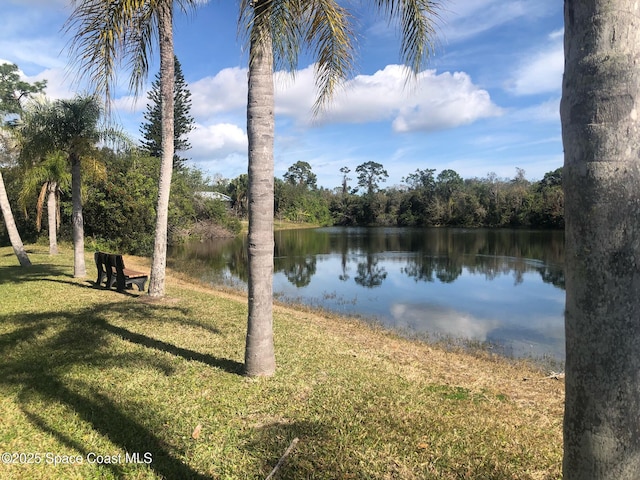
217, 160, 564, 229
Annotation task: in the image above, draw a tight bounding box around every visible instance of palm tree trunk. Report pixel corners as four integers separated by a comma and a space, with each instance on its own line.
562, 1, 640, 477
47, 181, 58, 255
71, 153, 85, 277
244, 3, 276, 377
147, 0, 175, 298
0, 170, 31, 267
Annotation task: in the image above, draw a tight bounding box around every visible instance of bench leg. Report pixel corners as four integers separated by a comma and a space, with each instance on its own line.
130, 277, 147, 291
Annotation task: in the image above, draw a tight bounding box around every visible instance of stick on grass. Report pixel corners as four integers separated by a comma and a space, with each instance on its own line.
265, 437, 299, 480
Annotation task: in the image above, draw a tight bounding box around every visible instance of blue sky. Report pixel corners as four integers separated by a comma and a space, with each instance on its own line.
0, 0, 564, 190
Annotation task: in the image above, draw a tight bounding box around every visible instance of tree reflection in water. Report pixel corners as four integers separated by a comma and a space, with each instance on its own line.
169, 227, 565, 361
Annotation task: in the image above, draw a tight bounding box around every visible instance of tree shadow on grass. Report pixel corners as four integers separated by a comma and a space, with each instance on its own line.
98, 319, 243, 374
0, 301, 244, 479
21, 408, 130, 478
243, 420, 332, 479
0, 263, 70, 283
18, 378, 212, 479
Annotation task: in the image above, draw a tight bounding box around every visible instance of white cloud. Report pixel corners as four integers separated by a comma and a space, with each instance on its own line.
0, 62, 74, 100
0, 2, 69, 73
274, 66, 317, 121
0, 40, 66, 73
280, 65, 502, 132
189, 123, 247, 161
507, 32, 564, 96
391, 70, 502, 132
548, 28, 564, 41
190, 67, 248, 120
29, 68, 76, 99
187, 63, 501, 136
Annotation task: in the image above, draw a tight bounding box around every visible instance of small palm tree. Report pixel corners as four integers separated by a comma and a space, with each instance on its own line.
239, 0, 441, 376
19, 150, 70, 255
66, 0, 199, 295
16, 95, 114, 275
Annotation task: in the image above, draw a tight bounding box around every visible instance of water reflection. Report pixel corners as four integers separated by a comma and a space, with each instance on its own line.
168, 227, 565, 362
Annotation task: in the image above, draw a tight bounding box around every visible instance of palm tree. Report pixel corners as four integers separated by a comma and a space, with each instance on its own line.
239, 0, 440, 376
19, 150, 70, 255
16, 96, 105, 276
561, 1, 640, 477
66, 0, 198, 296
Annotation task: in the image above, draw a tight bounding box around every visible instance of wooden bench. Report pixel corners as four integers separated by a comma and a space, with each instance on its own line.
94, 251, 148, 292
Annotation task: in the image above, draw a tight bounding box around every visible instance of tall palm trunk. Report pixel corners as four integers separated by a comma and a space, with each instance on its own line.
244, 3, 276, 376
47, 181, 58, 255
562, 1, 640, 477
0, 170, 31, 267
71, 152, 85, 277
147, 0, 175, 298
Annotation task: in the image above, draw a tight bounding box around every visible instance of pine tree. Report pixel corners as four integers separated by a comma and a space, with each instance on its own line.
140, 56, 194, 169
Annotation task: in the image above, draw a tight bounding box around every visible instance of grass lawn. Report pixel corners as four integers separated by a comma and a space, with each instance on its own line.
0, 245, 564, 479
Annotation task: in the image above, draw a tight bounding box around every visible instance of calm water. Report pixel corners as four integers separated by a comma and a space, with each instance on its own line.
169, 227, 565, 362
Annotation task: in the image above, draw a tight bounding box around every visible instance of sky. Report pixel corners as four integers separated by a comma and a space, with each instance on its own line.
0, 0, 564, 191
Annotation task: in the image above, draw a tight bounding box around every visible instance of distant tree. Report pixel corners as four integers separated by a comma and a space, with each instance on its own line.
339, 166, 351, 195
283, 160, 317, 189
227, 174, 249, 217
356, 161, 388, 196
0, 63, 46, 120
403, 168, 436, 191
436, 169, 463, 199
140, 55, 194, 170
530, 168, 564, 228
539, 167, 562, 189
504, 168, 531, 226
434, 169, 464, 225
399, 168, 437, 226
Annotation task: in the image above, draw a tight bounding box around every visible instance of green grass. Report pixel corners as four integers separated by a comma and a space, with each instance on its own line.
0, 245, 564, 479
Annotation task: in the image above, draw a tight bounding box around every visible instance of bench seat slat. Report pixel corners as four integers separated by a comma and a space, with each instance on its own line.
122, 268, 147, 279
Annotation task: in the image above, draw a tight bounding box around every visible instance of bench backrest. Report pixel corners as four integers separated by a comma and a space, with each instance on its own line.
106, 254, 127, 292
94, 251, 127, 291
94, 251, 108, 285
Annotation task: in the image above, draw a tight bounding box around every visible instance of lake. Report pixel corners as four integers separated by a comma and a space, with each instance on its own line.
168, 227, 566, 363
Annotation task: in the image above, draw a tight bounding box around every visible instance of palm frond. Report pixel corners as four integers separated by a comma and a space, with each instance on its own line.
122, 1, 158, 97
66, 0, 200, 107
373, 0, 442, 75
239, 0, 356, 115
302, 0, 355, 114
65, 0, 134, 106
